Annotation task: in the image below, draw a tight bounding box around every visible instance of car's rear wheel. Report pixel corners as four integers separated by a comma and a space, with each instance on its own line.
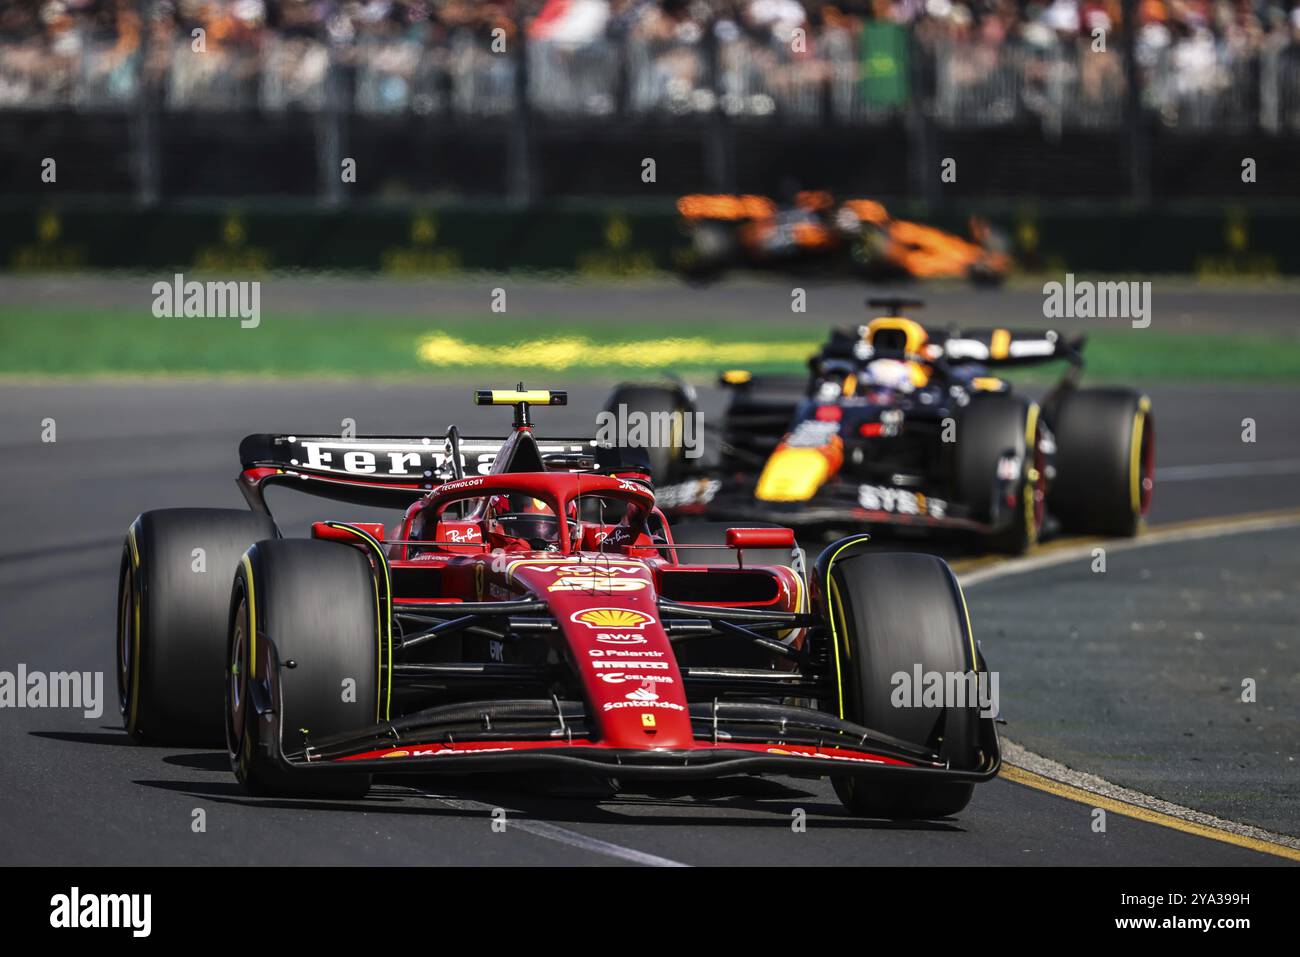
820, 550, 983, 819
227, 539, 380, 799
955, 394, 1044, 554
116, 508, 278, 745
1048, 388, 1154, 537
602, 384, 696, 484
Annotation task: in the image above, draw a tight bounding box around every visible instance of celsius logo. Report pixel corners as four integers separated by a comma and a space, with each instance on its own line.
49, 887, 151, 937
599, 672, 674, 685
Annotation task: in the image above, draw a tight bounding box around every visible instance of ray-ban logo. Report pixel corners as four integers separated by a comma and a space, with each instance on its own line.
151, 273, 260, 328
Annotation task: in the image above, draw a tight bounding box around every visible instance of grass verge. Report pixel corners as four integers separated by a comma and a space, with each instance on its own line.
3, 307, 1299, 382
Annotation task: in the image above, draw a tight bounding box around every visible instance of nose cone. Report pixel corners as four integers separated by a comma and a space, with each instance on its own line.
514, 560, 694, 749
755, 444, 840, 502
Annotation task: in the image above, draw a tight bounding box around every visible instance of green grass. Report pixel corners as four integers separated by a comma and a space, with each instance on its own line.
3, 306, 1299, 382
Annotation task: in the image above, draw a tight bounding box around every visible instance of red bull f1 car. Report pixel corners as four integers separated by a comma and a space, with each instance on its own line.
115, 390, 1000, 818
606, 300, 1155, 554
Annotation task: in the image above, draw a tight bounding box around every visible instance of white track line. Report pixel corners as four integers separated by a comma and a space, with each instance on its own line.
1158, 458, 1300, 482
403, 787, 689, 867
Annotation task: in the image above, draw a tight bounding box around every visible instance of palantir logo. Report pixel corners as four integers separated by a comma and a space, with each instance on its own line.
49, 887, 151, 937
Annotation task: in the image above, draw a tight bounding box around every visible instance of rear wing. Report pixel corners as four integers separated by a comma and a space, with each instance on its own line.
940, 329, 1084, 368
237, 433, 603, 514
676, 194, 776, 221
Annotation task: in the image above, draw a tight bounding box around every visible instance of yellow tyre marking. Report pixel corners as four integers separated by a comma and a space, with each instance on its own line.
1000, 764, 1300, 862
828, 578, 849, 719
326, 524, 392, 721
1129, 406, 1147, 517
240, 554, 257, 678
822, 535, 870, 720
953, 575, 978, 672
1023, 402, 1041, 546
125, 526, 142, 733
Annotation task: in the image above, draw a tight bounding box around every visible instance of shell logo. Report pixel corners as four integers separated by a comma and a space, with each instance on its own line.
571, 608, 655, 630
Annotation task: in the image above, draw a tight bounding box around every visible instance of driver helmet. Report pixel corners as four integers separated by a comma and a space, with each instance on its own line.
485, 494, 578, 552
860, 357, 920, 393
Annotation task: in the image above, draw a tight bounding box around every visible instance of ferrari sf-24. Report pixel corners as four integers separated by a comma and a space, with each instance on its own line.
116, 390, 999, 819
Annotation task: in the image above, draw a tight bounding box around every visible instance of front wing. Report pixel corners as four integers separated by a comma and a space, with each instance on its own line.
253, 694, 1001, 787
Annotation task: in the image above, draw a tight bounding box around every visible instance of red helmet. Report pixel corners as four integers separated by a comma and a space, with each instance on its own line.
485, 494, 577, 552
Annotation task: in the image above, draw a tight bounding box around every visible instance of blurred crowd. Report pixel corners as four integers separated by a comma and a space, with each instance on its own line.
3, 0, 1300, 121
5, 0, 1300, 52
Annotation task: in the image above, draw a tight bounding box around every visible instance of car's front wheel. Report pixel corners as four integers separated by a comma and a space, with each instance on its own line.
1048, 388, 1154, 537
955, 394, 1045, 555
818, 549, 985, 819
227, 539, 381, 799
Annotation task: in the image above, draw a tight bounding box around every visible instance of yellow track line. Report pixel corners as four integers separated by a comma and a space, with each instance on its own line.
960, 506, 1300, 863
999, 764, 1300, 862
950, 504, 1300, 577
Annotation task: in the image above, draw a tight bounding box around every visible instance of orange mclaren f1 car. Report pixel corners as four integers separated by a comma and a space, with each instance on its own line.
675, 191, 1011, 285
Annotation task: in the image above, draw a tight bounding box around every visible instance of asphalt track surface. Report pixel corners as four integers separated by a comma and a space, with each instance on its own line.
2, 370, 1298, 866
4, 274, 1300, 332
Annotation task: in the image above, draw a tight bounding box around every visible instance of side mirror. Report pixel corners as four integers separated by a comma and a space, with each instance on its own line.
312, 522, 386, 545
725, 527, 796, 550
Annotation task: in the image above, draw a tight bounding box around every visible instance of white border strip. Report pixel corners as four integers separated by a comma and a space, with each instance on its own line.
406, 788, 690, 867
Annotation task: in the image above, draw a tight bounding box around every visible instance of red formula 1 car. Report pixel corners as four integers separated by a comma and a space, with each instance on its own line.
116, 390, 999, 818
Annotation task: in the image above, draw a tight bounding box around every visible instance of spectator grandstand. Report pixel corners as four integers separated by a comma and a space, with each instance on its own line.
2, 0, 1299, 131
